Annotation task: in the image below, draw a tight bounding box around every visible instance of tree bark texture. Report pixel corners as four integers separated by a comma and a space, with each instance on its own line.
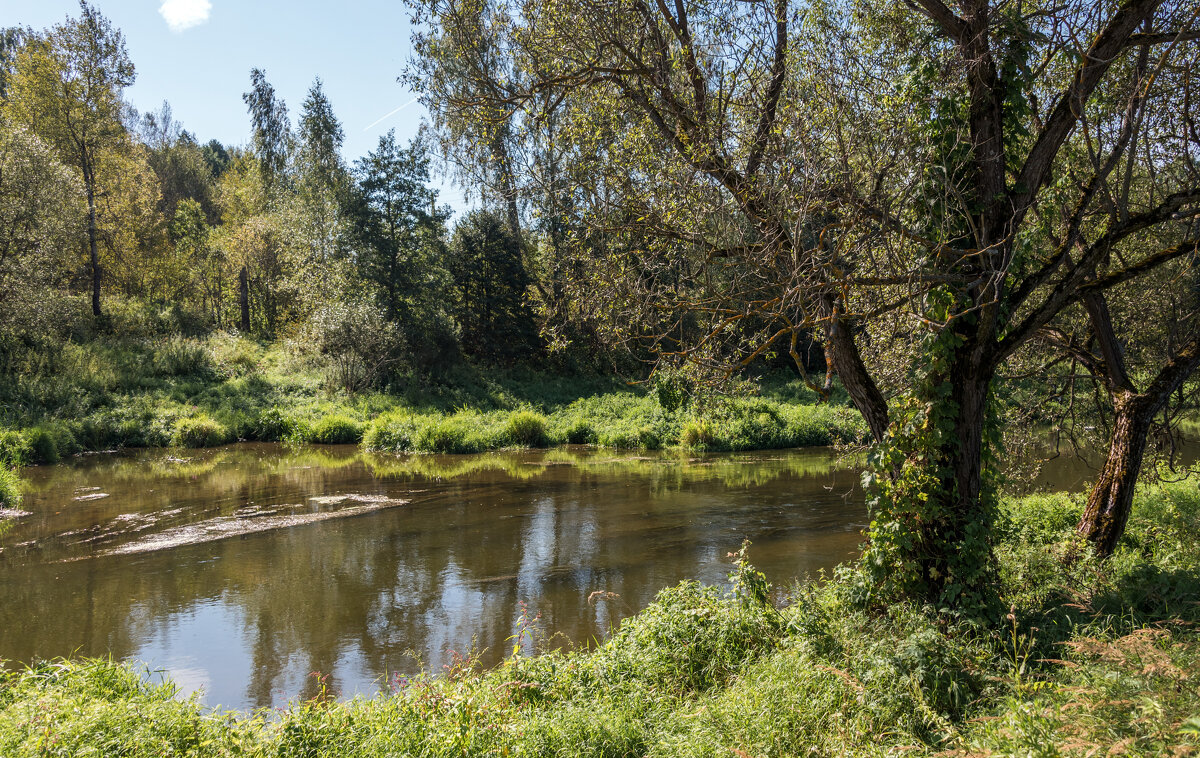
1076, 335, 1200, 557
1076, 391, 1154, 558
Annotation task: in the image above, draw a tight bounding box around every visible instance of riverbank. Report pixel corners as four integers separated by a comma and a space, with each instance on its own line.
0, 334, 862, 506
2, 484, 1198, 756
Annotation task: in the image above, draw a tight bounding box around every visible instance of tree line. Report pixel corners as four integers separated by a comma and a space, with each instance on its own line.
0, 1, 552, 389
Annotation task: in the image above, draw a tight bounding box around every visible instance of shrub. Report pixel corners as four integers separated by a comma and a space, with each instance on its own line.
680, 419, 715, 448
25, 423, 77, 465
414, 416, 476, 454
306, 300, 404, 392
171, 414, 232, 448
504, 411, 549, 447
562, 419, 596, 445
254, 407, 297, 442
308, 414, 364, 445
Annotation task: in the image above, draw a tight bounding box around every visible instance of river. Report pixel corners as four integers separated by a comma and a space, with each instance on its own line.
0, 443, 1091, 710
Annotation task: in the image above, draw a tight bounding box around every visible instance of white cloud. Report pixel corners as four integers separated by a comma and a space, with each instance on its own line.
159, 0, 212, 32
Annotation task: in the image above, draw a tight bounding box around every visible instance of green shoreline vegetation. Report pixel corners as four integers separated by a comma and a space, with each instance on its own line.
2, 484, 1199, 756
0, 328, 862, 510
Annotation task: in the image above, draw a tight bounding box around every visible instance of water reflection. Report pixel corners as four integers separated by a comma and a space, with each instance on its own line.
1, 445, 867, 710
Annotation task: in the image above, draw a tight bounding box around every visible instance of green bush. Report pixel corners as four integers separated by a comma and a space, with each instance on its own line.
414, 416, 478, 454
308, 414, 364, 445
171, 414, 232, 448
24, 423, 77, 465
680, 419, 715, 448
253, 406, 296, 442
503, 411, 549, 447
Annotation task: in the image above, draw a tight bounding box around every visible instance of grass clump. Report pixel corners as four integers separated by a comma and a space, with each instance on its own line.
171, 414, 233, 448
305, 414, 364, 445
503, 410, 549, 447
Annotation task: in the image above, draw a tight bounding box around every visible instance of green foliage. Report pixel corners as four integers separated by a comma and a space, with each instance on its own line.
171, 414, 232, 448
857, 311, 1003, 620
307, 414, 363, 445
0, 465, 21, 509
0, 430, 31, 468
446, 210, 540, 365
503, 410, 549, 447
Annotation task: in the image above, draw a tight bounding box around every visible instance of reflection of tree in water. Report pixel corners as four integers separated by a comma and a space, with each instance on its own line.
0, 445, 865, 709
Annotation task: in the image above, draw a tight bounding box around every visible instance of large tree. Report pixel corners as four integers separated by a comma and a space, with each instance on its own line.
6, 2, 135, 318
243, 68, 291, 187
351, 130, 444, 321
410, 0, 1200, 612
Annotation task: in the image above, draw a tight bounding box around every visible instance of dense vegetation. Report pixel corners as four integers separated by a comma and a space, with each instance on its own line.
0, 326, 859, 463
2, 0, 1200, 754
3, 483, 1200, 756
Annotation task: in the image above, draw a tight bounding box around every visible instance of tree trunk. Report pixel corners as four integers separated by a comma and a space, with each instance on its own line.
239, 266, 251, 332
86, 177, 101, 318
1076, 391, 1153, 558
821, 295, 889, 442
1076, 294, 1200, 558
1074, 333, 1200, 558
925, 364, 996, 604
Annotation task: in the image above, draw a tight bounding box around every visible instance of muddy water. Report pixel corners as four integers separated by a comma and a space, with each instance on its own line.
0, 443, 1090, 711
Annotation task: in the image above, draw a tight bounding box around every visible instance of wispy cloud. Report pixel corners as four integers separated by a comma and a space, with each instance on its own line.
363, 97, 420, 131
159, 0, 212, 32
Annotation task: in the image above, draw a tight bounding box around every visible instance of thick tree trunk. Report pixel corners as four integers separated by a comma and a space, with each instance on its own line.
1076, 293, 1200, 558
1074, 334, 1200, 558
239, 266, 251, 332
926, 363, 996, 603
1076, 391, 1153, 558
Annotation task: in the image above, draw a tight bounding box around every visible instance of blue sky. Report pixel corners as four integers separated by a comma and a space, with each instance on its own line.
6, 0, 468, 210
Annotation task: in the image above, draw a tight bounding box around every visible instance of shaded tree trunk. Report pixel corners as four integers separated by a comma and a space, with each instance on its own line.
821, 295, 889, 442
84, 165, 101, 318
239, 266, 251, 332
1075, 331, 1200, 557
1076, 390, 1154, 558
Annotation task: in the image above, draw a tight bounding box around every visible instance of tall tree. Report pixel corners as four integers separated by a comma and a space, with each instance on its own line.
410, 0, 1200, 612
242, 68, 291, 186
298, 77, 346, 194
0, 121, 84, 359
447, 210, 538, 363
352, 130, 442, 320
6, 1, 135, 317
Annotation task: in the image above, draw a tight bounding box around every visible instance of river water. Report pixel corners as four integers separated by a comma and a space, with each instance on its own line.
0, 443, 1089, 710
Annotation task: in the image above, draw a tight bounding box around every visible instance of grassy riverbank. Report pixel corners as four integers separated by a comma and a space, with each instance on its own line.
0, 334, 861, 504
2, 484, 1199, 756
